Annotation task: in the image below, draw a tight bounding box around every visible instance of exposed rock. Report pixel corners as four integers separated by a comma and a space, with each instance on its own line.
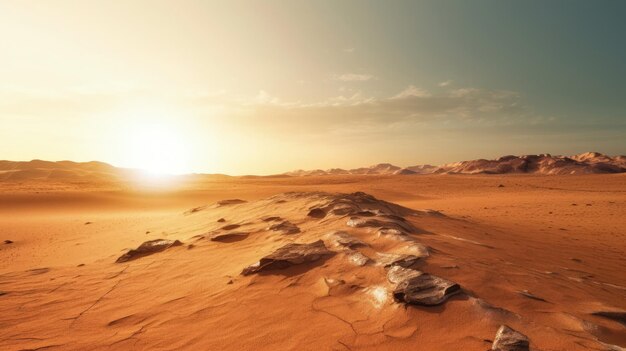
347, 251, 371, 266
377, 227, 406, 237
376, 253, 421, 268
116, 239, 183, 263
491, 325, 530, 351
326, 231, 368, 249
386, 266, 422, 284
210, 232, 249, 243
221, 224, 241, 231
307, 208, 326, 219
216, 199, 247, 207
517, 290, 548, 303
346, 217, 385, 228
324, 277, 345, 288
591, 311, 626, 326
267, 221, 301, 234
241, 240, 333, 275
392, 273, 461, 306
330, 204, 358, 216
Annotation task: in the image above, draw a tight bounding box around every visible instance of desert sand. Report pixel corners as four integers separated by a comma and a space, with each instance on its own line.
1, 173, 625, 350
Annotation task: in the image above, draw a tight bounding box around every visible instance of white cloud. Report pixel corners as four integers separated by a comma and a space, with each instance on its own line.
438, 80, 452, 87
392, 85, 431, 99
343, 47, 355, 53
333, 73, 375, 82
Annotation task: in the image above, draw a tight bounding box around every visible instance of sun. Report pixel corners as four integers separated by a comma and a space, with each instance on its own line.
125, 124, 190, 175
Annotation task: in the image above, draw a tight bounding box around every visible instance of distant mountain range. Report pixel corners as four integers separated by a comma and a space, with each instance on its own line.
285, 152, 626, 176
1, 152, 624, 185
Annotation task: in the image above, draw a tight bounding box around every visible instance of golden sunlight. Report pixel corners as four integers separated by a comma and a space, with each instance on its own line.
117, 105, 192, 175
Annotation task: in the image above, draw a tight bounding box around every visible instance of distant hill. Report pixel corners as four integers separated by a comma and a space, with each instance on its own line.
285, 152, 626, 176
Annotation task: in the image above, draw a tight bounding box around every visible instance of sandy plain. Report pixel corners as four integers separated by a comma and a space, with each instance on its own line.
0, 174, 624, 350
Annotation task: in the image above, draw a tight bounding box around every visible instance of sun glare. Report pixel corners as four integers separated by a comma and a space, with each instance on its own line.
117, 104, 192, 176
126, 126, 189, 175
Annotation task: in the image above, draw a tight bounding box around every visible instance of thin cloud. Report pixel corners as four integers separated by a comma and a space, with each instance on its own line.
333, 73, 375, 82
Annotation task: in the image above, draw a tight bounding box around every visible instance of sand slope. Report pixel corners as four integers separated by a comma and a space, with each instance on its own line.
0, 175, 624, 350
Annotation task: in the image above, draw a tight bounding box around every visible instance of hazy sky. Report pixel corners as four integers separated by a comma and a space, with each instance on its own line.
1, 0, 625, 174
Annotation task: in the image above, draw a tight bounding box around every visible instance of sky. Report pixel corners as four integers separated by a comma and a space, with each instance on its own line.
1, 0, 625, 175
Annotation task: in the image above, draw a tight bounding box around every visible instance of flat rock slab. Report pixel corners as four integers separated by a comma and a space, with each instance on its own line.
491, 325, 530, 351
387, 266, 423, 284
210, 232, 249, 243
326, 231, 368, 249
116, 239, 183, 263
241, 240, 333, 275
376, 253, 421, 268
393, 272, 461, 306
267, 221, 301, 234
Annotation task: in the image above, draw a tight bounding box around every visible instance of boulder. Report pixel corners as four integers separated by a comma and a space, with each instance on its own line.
116, 239, 182, 263
491, 325, 530, 351
307, 208, 326, 219
241, 240, 333, 275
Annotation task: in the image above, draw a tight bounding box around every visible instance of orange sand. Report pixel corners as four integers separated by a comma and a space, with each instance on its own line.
1, 174, 624, 350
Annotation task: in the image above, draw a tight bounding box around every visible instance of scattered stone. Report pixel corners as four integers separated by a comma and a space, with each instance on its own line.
77, 263, 85, 267
241, 240, 333, 275
491, 325, 529, 351
393, 272, 461, 306
210, 232, 249, 243
307, 208, 326, 219
498, 184, 505, 188
262, 216, 282, 222
591, 311, 626, 326
185, 205, 206, 215
145, 231, 151, 234
217, 218, 226, 223
267, 221, 301, 234
0, 291, 6, 296
355, 210, 377, 217
227, 279, 233, 285
221, 224, 241, 231
571, 257, 582, 263
84, 222, 92, 225
116, 239, 183, 263
4, 240, 13, 244
326, 231, 367, 249
517, 290, 548, 303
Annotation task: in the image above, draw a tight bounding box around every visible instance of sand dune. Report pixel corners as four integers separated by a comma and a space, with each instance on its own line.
0, 174, 624, 350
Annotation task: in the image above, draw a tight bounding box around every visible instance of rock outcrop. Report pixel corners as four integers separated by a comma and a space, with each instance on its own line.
241, 240, 333, 275
116, 239, 183, 263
